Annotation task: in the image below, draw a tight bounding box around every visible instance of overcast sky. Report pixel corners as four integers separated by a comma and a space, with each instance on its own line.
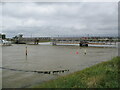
0, 2, 118, 37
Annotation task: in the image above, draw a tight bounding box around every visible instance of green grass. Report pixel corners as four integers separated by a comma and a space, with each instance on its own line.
33, 56, 120, 88
39, 40, 51, 42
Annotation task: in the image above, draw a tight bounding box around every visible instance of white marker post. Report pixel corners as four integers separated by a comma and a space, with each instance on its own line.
84, 49, 86, 55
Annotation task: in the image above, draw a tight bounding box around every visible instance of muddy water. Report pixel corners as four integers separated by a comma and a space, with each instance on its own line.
2, 44, 118, 88
0, 46, 2, 89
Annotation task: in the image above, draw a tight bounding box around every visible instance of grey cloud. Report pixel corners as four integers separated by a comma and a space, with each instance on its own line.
2, 2, 118, 37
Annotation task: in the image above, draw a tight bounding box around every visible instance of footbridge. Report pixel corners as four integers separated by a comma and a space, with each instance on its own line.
51, 37, 118, 46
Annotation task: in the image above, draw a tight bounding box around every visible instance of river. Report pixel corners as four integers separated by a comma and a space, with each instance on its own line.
1, 43, 118, 88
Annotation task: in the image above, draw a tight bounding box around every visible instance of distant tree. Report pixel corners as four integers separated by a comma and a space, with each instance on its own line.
13, 36, 18, 39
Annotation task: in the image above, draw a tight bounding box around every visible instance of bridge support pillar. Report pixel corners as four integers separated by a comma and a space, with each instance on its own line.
79, 43, 82, 47
52, 42, 56, 46
79, 43, 88, 47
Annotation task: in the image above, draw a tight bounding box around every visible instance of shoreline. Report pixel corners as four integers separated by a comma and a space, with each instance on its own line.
32, 56, 120, 88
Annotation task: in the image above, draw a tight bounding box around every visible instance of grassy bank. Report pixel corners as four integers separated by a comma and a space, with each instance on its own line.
33, 56, 120, 88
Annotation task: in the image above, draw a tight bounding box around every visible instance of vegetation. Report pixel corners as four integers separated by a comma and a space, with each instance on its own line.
33, 56, 120, 88
39, 40, 51, 42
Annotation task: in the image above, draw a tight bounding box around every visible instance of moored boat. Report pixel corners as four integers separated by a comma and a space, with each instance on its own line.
0, 39, 12, 46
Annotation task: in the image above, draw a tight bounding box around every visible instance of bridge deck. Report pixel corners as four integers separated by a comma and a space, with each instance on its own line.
53, 42, 116, 45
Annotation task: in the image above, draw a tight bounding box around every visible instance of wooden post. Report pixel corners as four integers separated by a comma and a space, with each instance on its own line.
26, 46, 27, 56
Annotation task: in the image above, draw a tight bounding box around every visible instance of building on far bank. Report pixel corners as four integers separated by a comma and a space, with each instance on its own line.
12, 34, 50, 44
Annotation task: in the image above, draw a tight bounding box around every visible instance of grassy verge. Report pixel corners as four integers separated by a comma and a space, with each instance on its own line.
33, 56, 120, 88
